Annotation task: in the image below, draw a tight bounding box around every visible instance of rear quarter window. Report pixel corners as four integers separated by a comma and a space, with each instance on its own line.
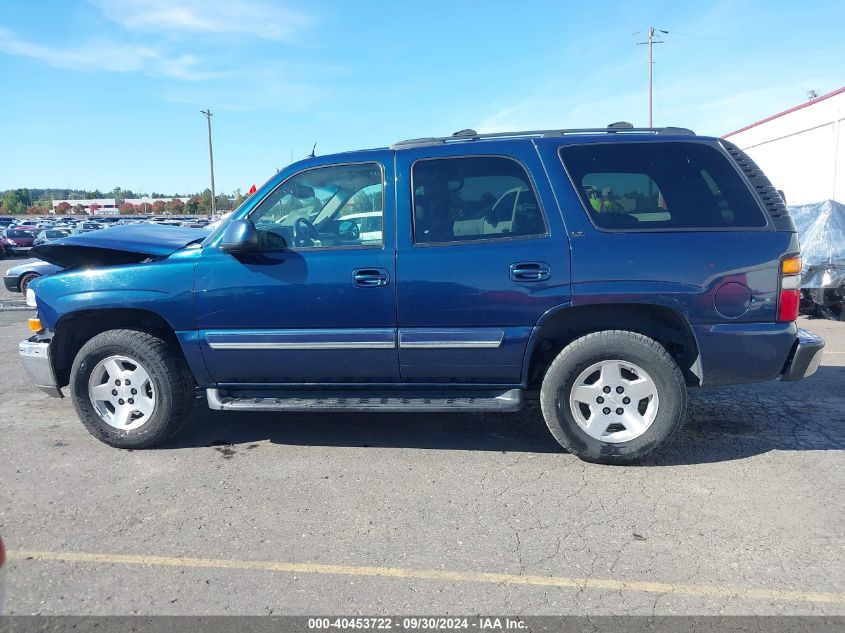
559, 141, 768, 231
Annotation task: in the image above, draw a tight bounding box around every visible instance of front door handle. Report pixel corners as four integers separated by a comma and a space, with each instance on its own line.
510, 262, 551, 282
353, 268, 390, 287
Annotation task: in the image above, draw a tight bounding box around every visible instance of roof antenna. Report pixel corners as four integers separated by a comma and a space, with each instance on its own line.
307, 142, 317, 158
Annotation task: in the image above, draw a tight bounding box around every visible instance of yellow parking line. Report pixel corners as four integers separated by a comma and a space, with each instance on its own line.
8, 549, 845, 604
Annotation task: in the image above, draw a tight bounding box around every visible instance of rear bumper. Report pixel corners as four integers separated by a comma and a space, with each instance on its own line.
694, 322, 825, 386
18, 336, 62, 397
3, 276, 18, 292
781, 328, 825, 382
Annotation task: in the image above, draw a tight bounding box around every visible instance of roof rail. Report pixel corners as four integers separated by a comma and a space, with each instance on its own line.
391, 124, 696, 149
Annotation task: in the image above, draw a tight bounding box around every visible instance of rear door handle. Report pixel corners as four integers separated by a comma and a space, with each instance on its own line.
353, 268, 390, 287
510, 262, 551, 282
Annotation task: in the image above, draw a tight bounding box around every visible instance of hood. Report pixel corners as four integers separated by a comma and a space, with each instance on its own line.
30, 223, 208, 269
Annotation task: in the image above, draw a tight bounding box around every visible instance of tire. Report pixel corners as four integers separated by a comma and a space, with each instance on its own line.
69, 329, 195, 449
540, 330, 687, 465
19, 273, 39, 294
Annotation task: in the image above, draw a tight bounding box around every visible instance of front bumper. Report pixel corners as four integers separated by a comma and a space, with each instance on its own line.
782, 328, 825, 382
19, 335, 62, 397
2, 275, 18, 293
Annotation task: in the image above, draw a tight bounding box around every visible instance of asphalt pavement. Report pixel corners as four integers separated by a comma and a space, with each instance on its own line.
0, 258, 843, 615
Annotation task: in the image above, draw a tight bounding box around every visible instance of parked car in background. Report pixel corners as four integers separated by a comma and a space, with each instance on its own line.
0, 217, 15, 228
4, 259, 63, 294
340, 211, 384, 242
33, 228, 71, 246
2, 228, 36, 255
72, 222, 101, 235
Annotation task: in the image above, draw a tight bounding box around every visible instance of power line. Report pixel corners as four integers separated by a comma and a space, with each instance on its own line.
670, 30, 768, 47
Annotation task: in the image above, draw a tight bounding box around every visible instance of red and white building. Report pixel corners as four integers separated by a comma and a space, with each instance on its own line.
51, 198, 118, 214
724, 86, 845, 205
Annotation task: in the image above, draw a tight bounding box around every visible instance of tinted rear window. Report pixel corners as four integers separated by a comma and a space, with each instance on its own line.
560, 142, 767, 230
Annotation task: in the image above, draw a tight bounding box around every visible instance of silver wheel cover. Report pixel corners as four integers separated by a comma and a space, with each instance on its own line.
88, 355, 156, 431
568, 359, 659, 443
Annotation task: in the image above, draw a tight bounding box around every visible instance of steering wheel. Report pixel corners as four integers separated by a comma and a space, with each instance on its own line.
342, 220, 360, 241
293, 217, 320, 247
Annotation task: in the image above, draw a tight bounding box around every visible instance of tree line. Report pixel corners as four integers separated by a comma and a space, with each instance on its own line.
1, 187, 245, 215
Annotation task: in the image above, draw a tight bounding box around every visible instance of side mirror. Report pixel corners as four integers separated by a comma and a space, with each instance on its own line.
219, 219, 258, 253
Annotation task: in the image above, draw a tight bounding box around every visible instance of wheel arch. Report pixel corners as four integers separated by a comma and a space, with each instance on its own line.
523, 302, 702, 388
51, 308, 185, 388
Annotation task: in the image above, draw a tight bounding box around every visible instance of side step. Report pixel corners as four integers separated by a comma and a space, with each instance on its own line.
206, 388, 522, 412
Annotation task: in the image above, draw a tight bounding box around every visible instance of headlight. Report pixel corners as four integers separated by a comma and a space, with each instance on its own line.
26, 287, 37, 308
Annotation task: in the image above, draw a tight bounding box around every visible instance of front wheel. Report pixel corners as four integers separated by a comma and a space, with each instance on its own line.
19, 273, 39, 294
540, 330, 687, 465
70, 329, 195, 448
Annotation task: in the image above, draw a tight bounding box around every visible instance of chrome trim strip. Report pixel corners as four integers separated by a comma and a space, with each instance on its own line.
209, 341, 395, 350
205, 328, 397, 351
399, 340, 502, 349
398, 329, 505, 349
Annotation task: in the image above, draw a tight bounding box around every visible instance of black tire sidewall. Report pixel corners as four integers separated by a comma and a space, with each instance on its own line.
70, 332, 181, 448
540, 332, 686, 464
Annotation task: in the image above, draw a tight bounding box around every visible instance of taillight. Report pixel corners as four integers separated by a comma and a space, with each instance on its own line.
778, 256, 801, 322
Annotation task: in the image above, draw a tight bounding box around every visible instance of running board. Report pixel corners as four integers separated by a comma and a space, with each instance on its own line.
206, 388, 522, 412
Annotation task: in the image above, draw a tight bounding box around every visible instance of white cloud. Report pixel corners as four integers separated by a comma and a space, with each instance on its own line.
90, 0, 313, 42
0, 25, 220, 80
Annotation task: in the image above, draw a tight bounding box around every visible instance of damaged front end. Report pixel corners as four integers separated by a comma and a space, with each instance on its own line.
30, 224, 208, 269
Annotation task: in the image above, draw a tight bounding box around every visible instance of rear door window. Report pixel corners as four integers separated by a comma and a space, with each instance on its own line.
560, 142, 767, 230
412, 156, 547, 244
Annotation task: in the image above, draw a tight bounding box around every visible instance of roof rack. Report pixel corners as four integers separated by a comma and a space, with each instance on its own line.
391, 123, 696, 149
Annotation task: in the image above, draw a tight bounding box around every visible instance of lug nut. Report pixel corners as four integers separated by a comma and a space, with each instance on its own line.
125, 379, 131, 386
615, 407, 624, 415
623, 397, 631, 404
115, 379, 121, 386
128, 398, 134, 405
118, 399, 125, 405
616, 386, 624, 394
602, 407, 611, 415
603, 386, 611, 394
112, 389, 118, 396
131, 388, 137, 395
596, 396, 604, 404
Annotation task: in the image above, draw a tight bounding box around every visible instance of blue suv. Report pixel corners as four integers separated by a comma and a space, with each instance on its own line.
19, 125, 824, 464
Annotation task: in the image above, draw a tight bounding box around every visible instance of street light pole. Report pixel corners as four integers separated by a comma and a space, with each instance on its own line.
200, 109, 217, 216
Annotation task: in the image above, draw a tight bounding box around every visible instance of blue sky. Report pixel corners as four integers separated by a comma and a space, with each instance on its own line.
0, 0, 843, 194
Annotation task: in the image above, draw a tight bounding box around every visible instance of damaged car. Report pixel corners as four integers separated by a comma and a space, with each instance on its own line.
18, 126, 824, 464
790, 199, 845, 321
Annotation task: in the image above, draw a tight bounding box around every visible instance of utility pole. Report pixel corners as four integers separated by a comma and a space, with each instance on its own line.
200, 109, 217, 216
637, 27, 667, 127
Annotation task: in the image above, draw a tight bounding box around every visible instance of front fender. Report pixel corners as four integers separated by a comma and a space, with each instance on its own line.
32, 251, 199, 331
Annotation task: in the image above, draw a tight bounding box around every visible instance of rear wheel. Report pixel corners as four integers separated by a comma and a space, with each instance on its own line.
70, 329, 194, 448
540, 330, 687, 464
